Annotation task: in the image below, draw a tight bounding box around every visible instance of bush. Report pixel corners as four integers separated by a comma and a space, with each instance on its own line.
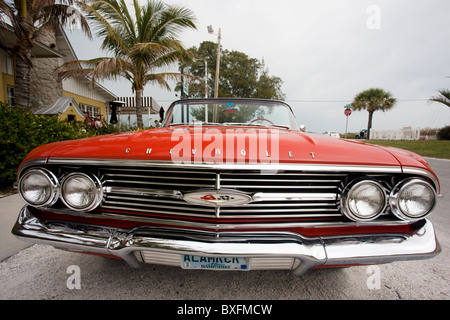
437, 126, 450, 140
0, 103, 93, 186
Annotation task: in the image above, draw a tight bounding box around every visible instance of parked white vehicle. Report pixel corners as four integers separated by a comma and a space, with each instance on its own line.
323, 131, 340, 138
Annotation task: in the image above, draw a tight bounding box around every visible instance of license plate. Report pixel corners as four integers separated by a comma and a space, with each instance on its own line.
182, 255, 248, 270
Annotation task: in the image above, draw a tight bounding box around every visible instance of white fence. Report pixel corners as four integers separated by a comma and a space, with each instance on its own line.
370, 127, 420, 140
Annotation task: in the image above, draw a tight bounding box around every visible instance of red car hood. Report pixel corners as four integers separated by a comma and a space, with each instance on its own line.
22, 126, 432, 170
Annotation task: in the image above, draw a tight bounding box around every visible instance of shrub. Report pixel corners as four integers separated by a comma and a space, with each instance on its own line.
437, 126, 450, 140
0, 103, 92, 186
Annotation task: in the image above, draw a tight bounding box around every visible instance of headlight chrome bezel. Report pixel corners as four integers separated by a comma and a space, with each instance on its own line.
341, 179, 387, 222
18, 168, 60, 207
60, 172, 103, 212
389, 178, 437, 222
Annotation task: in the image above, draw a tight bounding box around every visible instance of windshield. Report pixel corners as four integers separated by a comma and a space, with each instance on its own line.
164, 99, 297, 129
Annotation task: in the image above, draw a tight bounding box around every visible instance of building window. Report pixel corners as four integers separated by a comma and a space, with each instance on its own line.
1, 50, 14, 75
7, 86, 14, 106
79, 103, 100, 119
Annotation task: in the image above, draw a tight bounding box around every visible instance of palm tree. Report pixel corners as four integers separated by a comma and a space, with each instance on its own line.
429, 89, 450, 108
60, 0, 197, 128
351, 88, 397, 140
0, 0, 91, 109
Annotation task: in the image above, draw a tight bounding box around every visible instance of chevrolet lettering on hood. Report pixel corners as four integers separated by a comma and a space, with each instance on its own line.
12, 98, 441, 275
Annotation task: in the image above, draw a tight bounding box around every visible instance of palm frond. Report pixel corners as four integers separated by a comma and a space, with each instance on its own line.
36, 3, 92, 38
91, 57, 134, 82
152, 3, 197, 41
429, 89, 450, 108
80, 0, 128, 52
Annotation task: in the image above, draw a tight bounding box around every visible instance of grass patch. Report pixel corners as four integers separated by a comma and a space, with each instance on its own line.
362, 140, 450, 159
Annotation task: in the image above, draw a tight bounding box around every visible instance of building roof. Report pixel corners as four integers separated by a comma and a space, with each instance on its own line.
0, 22, 64, 58
56, 27, 116, 100
35, 96, 85, 117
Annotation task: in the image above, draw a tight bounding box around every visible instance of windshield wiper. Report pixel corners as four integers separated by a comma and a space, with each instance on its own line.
167, 123, 189, 127
168, 122, 223, 127
223, 122, 290, 129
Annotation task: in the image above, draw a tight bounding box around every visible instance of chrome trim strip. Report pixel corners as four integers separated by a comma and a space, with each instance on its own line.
220, 178, 343, 183
219, 208, 339, 214
103, 199, 215, 214
252, 192, 337, 202
104, 179, 215, 188
402, 167, 440, 194
217, 184, 339, 189
44, 158, 438, 194
230, 202, 337, 208
12, 206, 441, 275
101, 203, 341, 219
104, 186, 184, 199
17, 159, 48, 177
46, 158, 404, 173
104, 173, 216, 182
33, 206, 408, 230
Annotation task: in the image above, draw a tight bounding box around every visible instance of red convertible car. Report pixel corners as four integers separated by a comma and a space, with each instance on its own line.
12, 98, 441, 275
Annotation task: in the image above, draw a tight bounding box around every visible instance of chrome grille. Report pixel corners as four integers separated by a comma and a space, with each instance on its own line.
100, 167, 345, 220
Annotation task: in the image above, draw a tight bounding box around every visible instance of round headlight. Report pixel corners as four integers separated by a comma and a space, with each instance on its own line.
18, 168, 59, 207
390, 178, 436, 221
60, 172, 103, 211
341, 180, 386, 221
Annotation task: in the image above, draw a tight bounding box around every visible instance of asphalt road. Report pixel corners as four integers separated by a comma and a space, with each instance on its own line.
0, 158, 448, 300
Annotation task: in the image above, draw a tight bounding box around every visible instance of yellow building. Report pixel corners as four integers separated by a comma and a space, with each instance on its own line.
0, 49, 15, 105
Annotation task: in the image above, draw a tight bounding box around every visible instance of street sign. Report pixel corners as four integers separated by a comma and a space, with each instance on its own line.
344, 108, 352, 116
344, 107, 352, 139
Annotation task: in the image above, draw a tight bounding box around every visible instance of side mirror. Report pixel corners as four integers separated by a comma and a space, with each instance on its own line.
299, 124, 306, 132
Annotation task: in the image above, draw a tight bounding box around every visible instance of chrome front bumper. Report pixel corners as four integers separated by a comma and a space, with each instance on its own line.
12, 206, 441, 275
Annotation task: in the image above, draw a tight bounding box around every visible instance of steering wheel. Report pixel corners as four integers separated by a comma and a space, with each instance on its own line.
248, 118, 274, 125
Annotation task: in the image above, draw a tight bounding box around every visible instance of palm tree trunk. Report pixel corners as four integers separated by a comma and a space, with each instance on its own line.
135, 87, 143, 128
14, 54, 31, 109
367, 111, 374, 140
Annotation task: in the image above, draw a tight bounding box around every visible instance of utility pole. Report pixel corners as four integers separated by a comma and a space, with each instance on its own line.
214, 28, 221, 98
204, 60, 208, 98
208, 26, 221, 98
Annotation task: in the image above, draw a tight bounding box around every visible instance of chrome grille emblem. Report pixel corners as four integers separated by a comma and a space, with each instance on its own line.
183, 190, 252, 207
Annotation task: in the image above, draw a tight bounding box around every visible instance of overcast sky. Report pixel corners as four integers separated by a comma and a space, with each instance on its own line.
67, 0, 450, 133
